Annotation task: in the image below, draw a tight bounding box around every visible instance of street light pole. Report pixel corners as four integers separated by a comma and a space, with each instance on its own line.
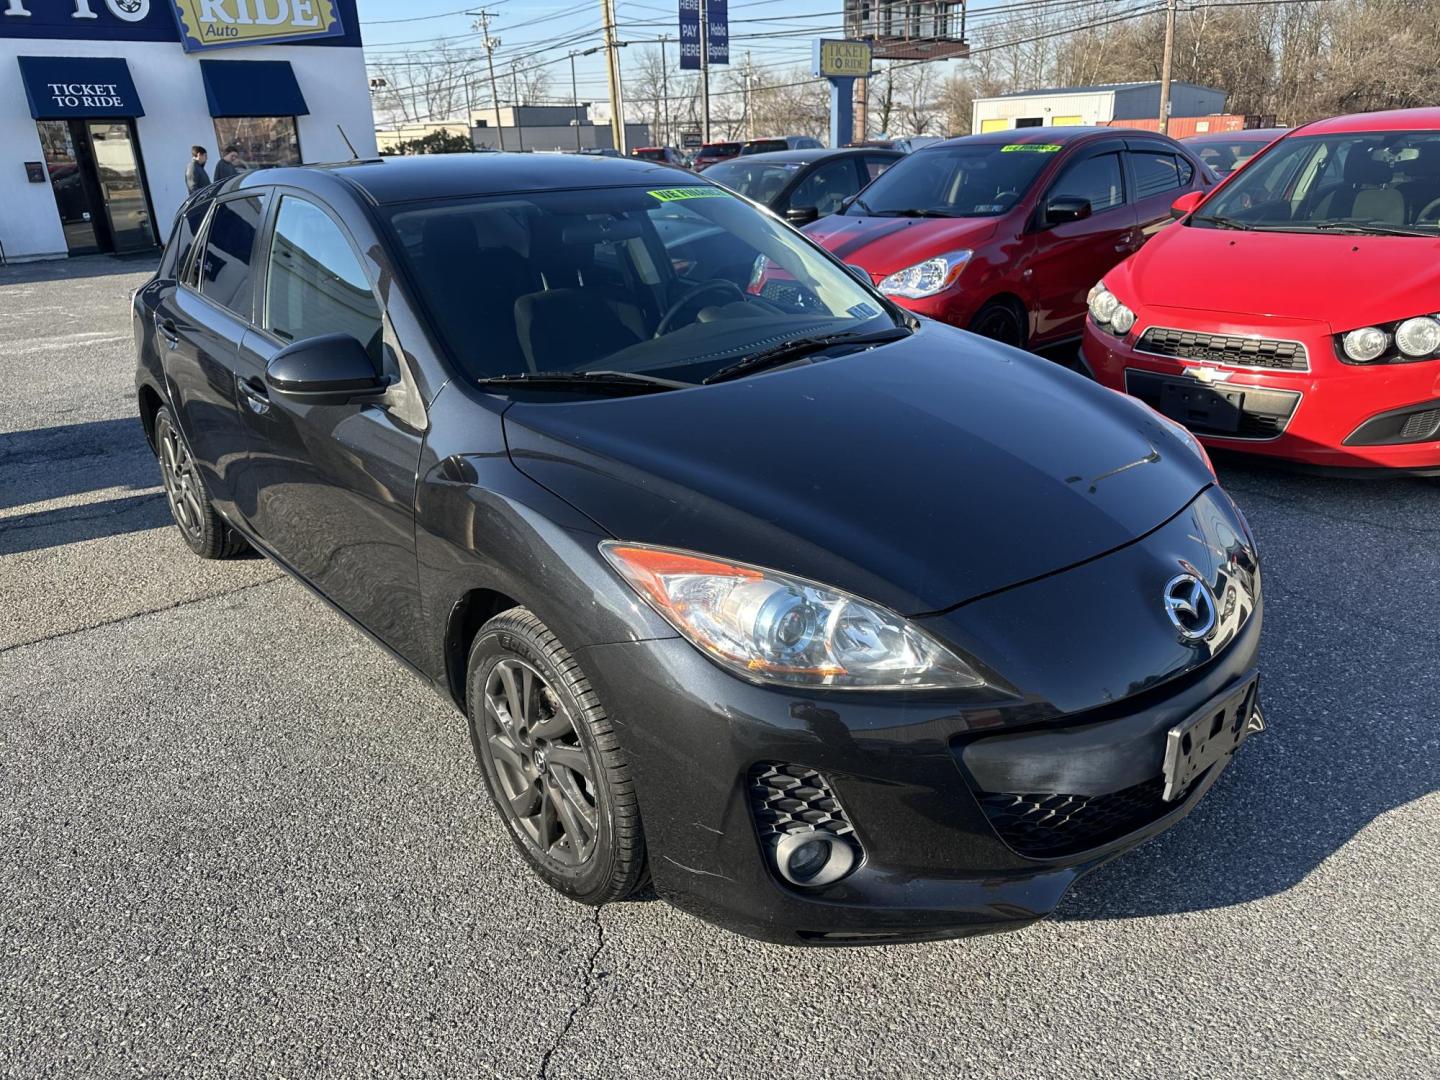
512, 65, 525, 151
1158, 0, 1177, 135
699, 0, 710, 144
659, 33, 670, 149
569, 51, 583, 152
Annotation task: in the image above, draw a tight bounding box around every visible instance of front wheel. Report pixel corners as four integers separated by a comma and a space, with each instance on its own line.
969, 299, 1028, 349
466, 607, 648, 904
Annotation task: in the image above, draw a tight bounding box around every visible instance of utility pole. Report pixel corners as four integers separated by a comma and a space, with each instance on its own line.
600, 0, 627, 154
698, 0, 710, 144
659, 33, 670, 148
470, 9, 505, 151
742, 51, 753, 140
512, 65, 525, 151
1158, 0, 1177, 135
569, 51, 583, 151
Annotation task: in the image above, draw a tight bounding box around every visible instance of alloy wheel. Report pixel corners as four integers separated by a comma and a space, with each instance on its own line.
157, 417, 204, 542
482, 657, 599, 867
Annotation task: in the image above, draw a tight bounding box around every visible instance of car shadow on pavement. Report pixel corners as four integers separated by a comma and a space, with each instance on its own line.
1057, 463, 1440, 920
0, 416, 176, 555
0, 252, 158, 287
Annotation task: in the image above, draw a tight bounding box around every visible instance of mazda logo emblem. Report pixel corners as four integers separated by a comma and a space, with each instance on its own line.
1164, 573, 1218, 641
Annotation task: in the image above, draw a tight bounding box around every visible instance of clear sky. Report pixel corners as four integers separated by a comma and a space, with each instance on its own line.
355, 1, 849, 108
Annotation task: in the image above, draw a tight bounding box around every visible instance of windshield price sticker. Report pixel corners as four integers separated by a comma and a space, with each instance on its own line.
648, 187, 732, 202
1000, 144, 1062, 153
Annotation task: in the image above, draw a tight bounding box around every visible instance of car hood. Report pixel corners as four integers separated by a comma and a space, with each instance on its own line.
804, 214, 999, 279
502, 323, 1213, 616
1115, 224, 1440, 328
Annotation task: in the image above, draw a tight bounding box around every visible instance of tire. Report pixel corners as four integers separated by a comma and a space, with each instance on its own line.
969, 299, 1028, 349
152, 406, 248, 560
466, 607, 648, 905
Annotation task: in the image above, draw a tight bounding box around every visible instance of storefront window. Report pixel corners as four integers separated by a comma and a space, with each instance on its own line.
212, 117, 301, 170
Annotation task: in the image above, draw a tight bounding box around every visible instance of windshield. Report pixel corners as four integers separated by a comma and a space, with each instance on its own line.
845, 142, 1058, 217
701, 160, 801, 203
385, 184, 894, 384
1189, 136, 1271, 176
633, 148, 666, 161
743, 139, 789, 155
1192, 130, 1440, 234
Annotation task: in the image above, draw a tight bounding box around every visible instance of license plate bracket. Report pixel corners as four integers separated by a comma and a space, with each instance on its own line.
1161, 678, 1262, 801
1159, 382, 1244, 434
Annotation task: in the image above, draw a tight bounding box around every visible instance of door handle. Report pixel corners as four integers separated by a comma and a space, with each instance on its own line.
158, 318, 179, 348
238, 375, 270, 415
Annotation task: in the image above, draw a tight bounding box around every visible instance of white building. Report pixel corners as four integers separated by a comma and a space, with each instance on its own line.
972, 82, 1226, 134
0, 0, 376, 263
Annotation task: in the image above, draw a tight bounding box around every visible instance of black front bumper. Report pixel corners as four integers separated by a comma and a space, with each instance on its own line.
577, 489, 1264, 946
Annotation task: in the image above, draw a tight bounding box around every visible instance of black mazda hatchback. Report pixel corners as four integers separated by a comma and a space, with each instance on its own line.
133, 155, 1264, 946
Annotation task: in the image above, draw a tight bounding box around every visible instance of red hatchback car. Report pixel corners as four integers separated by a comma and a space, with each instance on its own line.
804, 127, 1210, 348
1084, 108, 1440, 474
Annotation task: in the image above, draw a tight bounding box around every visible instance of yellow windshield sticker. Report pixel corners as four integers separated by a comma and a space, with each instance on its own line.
647, 187, 732, 201
1000, 144, 1062, 153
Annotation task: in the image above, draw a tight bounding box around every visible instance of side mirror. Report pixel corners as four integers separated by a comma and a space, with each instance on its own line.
1170, 190, 1206, 219
1045, 196, 1092, 225
844, 263, 873, 286
266, 333, 387, 406
785, 204, 821, 226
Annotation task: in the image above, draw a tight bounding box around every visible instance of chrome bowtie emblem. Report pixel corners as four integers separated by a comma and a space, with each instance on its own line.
1164, 573, 1218, 641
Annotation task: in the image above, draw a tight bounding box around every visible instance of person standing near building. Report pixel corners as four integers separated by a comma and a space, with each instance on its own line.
212, 145, 246, 183
185, 146, 210, 193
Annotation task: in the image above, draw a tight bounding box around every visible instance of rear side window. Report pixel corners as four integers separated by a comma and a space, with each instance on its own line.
161, 199, 209, 281
863, 155, 896, 181
196, 194, 268, 318
1052, 152, 1124, 212
264, 196, 382, 361
1129, 150, 1186, 198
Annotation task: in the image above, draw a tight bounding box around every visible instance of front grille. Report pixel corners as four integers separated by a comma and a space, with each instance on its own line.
749, 763, 860, 849
979, 776, 1173, 858
1139, 327, 1309, 371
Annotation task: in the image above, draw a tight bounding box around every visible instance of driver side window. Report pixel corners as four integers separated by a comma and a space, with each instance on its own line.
1050, 152, 1125, 213
789, 159, 862, 216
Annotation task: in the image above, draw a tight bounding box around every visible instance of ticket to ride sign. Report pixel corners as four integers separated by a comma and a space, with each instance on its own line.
170, 0, 345, 52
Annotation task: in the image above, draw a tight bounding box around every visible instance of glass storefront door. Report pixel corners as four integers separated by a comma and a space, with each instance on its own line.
36, 120, 101, 255
86, 122, 155, 253
35, 119, 157, 256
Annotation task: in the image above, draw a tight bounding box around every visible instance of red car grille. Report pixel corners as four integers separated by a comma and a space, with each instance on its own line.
1138, 327, 1309, 371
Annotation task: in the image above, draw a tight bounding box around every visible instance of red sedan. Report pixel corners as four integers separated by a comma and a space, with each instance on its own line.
1083, 108, 1440, 474
804, 127, 1210, 348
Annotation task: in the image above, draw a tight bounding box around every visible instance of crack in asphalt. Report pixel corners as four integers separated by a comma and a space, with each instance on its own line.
0, 574, 285, 657
537, 905, 606, 1080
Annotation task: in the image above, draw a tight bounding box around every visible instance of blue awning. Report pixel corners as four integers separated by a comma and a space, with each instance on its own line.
17, 56, 144, 119
199, 59, 310, 119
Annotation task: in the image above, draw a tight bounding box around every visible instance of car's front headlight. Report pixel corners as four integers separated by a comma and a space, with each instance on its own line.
1337, 314, 1440, 364
1087, 282, 1136, 336
602, 543, 986, 690
877, 249, 972, 299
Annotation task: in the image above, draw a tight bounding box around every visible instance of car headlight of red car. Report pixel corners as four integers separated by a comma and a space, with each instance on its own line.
877, 250, 972, 299
1338, 315, 1440, 364
1087, 282, 1136, 336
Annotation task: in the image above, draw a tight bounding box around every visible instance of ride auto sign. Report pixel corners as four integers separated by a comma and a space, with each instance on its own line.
169, 0, 344, 51
0, 0, 351, 51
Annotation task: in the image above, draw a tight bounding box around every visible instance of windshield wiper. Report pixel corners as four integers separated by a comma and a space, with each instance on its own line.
474, 370, 691, 394
876, 207, 958, 219
1190, 214, 1254, 230
702, 327, 912, 385
1301, 221, 1435, 237
850, 195, 876, 215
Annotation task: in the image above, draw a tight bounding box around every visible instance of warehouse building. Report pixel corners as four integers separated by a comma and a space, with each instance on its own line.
972, 81, 1226, 134
0, 1, 374, 263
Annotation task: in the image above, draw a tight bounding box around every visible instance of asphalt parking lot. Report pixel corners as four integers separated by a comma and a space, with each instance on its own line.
1, 255, 1436, 1079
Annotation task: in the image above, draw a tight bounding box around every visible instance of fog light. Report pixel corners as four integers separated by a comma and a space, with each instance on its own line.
774, 830, 856, 887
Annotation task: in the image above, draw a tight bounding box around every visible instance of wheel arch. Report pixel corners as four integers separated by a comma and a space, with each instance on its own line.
137, 382, 164, 452
971, 292, 1031, 345
444, 587, 524, 712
